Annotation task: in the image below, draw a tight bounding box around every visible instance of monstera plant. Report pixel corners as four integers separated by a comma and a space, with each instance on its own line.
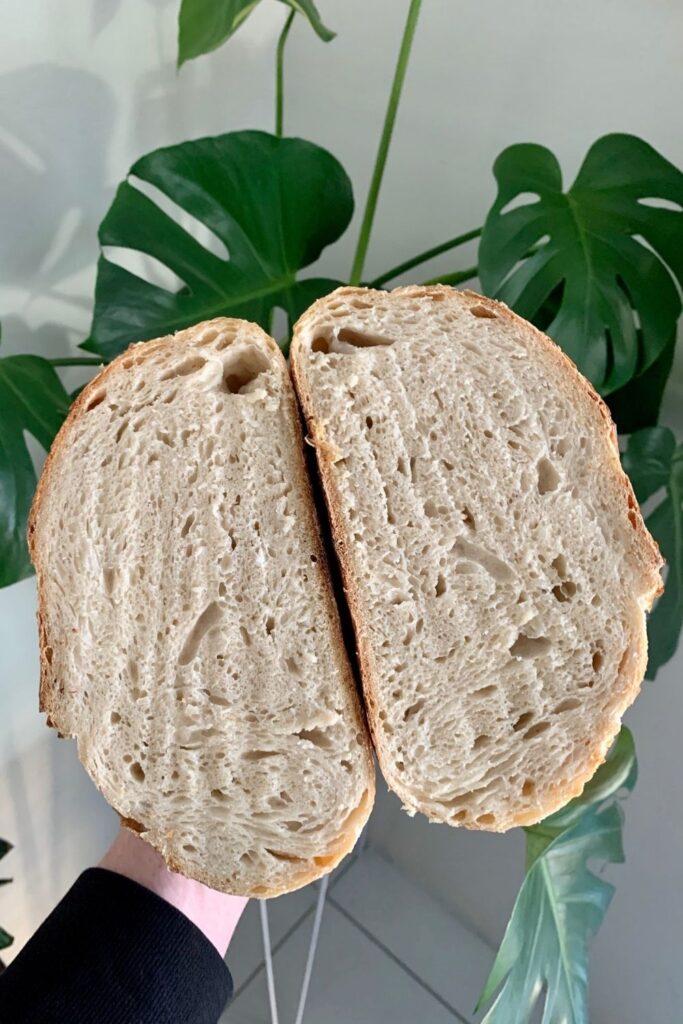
1, 0, 681, 1017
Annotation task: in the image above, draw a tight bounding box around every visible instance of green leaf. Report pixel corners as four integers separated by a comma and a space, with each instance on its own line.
525, 728, 637, 863
88, 131, 353, 362
623, 427, 683, 678
0, 341, 71, 588
178, 0, 334, 67
479, 134, 683, 394
0, 926, 13, 951
606, 330, 676, 434
478, 803, 625, 1024
478, 731, 636, 1023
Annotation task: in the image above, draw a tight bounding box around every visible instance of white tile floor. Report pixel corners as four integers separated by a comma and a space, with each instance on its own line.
223, 848, 494, 1024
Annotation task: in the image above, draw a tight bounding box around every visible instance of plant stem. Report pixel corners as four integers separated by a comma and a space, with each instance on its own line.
49, 357, 103, 367
275, 9, 296, 137
370, 227, 482, 287
421, 264, 479, 287
349, 0, 423, 286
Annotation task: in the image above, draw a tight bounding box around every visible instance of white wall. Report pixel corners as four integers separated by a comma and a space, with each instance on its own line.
1, 0, 681, 1019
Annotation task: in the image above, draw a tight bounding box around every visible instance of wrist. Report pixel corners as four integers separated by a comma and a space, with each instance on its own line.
99, 825, 248, 956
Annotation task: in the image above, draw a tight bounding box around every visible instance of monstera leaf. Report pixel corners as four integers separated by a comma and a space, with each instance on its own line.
178, 0, 334, 66
478, 730, 636, 1024
623, 427, 683, 678
0, 334, 71, 588
606, 330, 676, 434
86, 132, 352, 362
479, 134, 683, 395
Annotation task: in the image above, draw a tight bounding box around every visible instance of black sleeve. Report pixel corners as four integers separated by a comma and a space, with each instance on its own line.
0, 867, 233, 1024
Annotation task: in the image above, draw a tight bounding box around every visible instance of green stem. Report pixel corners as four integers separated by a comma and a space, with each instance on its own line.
370, 227, 482, 287
421, 265, 479, 287
349, 0, 423, 286
49, 357, 102, 367
275, 9, 296, 137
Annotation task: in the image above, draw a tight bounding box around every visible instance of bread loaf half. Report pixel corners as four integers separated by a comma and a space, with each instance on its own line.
290, 286, 662, 831
29, 318, 374, 896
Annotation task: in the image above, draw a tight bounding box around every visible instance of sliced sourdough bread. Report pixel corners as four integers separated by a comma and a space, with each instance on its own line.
29, 317, 374, 896
290, 286, 662, 831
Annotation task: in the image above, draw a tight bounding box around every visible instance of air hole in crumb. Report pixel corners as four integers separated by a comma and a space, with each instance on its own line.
461, 506, 476, 529
337, 327, 394, 349
537, 457, 560, 494
45, 646, 53, 665
513, 711, 534, 732
265, 849, 305, 864
552, 554, 568, 578
85, 390, 106, 411
509, 634, 551, 658
453, 810, 468, 823
435, 574, 447, 597
474, 684, 497, 698
296, 727, 332, 749
222, 348, 269, 394
211, 788, 228, 801
110, 711, 121, 725
476, 813, 496, 825
403, 699, 426, 722
285, 656, 301, 677
522, 779, 535, 796
311, 336, 329, 353
178, 602, 225, 665
469, 304, 497, 319
160, 356, 206, 380
182, 843, 197, 854
265, 615, 275, 635
523, 721, 551, 741
130, 761, 145, 782
365, 415, 374, 429
473, 734, 490, 751
553, 697, 581, 714
552, 581, 577, 603
592, 650, 604, 671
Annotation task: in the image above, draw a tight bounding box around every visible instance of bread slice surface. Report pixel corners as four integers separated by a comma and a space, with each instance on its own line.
29, 317, 374, 895
290, 286, 662, 831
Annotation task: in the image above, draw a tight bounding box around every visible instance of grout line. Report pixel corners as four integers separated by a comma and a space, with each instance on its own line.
232, 849, 360, 1000
328, 896, 472, 1024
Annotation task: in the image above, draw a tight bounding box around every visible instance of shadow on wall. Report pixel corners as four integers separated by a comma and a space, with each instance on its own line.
0, 65, 115, 297
91, 0, 179, 40
128, 7, 281, 160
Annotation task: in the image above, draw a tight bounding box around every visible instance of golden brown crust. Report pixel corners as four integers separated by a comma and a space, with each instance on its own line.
29, 317, 374, 894
290, 285, 663, 831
